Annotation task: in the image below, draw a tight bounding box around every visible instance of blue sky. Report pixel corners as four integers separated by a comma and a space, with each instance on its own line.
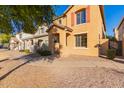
55, 5, 124, 36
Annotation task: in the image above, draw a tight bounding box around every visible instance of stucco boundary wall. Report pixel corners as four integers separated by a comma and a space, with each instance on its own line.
122, 35, 124, 56
99, 39, 109, 55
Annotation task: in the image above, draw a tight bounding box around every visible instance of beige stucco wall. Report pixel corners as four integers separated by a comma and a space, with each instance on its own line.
23, 35, 48, 52
49, 5, 106, 56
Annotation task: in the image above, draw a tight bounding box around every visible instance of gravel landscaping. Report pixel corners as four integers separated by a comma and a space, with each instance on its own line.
0, 65, 124, 88
0, 49, 124, 88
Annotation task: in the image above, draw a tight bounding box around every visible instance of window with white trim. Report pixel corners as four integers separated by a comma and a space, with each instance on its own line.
76, 9, 86, 24
75, 33, 87, 47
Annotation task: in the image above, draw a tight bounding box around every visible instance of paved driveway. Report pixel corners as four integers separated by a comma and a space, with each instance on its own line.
0, 50, 124, 87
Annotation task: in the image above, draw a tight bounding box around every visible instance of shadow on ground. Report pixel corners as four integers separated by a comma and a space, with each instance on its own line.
0, 58, 9, 63
113, 56, 124, 64
100, 55, 124, 64
0, 53, 60, 80
0, 60, 31, 80
13, 53, 60, 63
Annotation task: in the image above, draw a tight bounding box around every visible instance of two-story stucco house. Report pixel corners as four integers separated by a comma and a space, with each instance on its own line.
114, 17, 124, 56
47, 5, 108, 56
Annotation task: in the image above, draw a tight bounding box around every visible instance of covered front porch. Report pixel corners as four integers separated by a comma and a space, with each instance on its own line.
47, 23, 72, 56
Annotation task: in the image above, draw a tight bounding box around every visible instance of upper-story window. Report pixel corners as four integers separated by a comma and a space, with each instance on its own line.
41, 28, 45, 33
76, 9, 86, 24
20, 34, 22, 38
59, 19, 62, 24
38, 29, 41, 34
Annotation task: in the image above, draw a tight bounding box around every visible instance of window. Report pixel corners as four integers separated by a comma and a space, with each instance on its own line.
76, 9, 86, 24
75, 34, 87, 47
31, 40, 33, 45
38, 30, 40, 34
20, 34, 22, 38
41, 28, 45, 33
54, 34, 59, 43
59, 19, 62, 24
38, 40, 43, 46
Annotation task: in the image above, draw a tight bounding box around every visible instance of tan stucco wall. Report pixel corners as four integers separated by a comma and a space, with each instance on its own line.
114, 28, 119, 41
118, 21, 124, 41
116, 19, 124, 56
99, 39, 108, 55
122, 35, 124, 56
49, 5, 106, 56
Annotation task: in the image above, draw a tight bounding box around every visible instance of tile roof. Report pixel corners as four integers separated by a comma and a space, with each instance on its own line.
47, 23, 73, 32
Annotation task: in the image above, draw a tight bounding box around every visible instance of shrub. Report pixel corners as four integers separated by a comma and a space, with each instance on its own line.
107, 49, 116, 60
19, 50, 24, 52
24, 49, 30, 54
37, 50, 52, 56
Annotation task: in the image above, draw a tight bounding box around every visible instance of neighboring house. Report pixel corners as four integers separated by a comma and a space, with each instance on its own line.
9, 37, 19, 50
10, 25, 48, 52
21, 25, 48, 52
47, 5, 108, 56
114, 17, 124, 56
114, 28, 119, 41
16, 31, 33, 51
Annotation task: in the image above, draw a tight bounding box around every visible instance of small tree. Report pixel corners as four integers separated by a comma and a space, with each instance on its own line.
106, 35, 117, 42
107, 49, 116, 60
0, 33, 11, 45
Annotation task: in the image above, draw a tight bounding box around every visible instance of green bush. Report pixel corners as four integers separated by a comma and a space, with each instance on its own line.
19, 50, 24, 52
37, 50, 52, 56
107, 49, 116, 60
24, 49, 30, 54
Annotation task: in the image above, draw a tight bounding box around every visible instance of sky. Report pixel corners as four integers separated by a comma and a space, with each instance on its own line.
55, 5, 124, 36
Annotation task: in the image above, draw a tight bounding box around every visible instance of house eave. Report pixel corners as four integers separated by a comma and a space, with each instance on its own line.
117, 17, 124, 30
46, 23, 73, 32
